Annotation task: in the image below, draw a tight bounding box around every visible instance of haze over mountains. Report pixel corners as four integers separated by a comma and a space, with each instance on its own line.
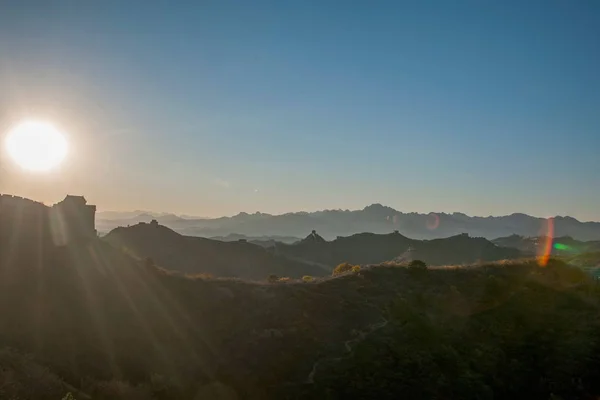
275, 231, 522, 269
104, 222, 524, 279
104, 222, 327, 280
97, 204, 600, 241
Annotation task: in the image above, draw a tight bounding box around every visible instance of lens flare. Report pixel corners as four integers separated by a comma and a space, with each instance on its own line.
537, 217, 554, 267
426, 213, 440, 230
553, 243, 570, 251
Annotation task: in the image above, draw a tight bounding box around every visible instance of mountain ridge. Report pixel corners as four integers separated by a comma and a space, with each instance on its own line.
103, 221, 327, 279
97, 204, 600, 241
98, 204, 600, 223
103, 223, 523, 276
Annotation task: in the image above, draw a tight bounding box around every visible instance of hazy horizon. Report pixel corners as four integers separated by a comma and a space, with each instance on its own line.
1, 1, 599, 220
94, 202, 600, 224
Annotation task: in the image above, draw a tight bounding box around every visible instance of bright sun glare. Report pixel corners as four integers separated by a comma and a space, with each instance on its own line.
5, 121, 68, 172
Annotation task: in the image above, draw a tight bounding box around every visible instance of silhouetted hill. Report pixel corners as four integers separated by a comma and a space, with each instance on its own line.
275, 231, 522, 268
413, 234, 523, 266
96, 205, 600, 241
299, 230, 327, 245
103, 222, 325, 279
95, 212, 189, 234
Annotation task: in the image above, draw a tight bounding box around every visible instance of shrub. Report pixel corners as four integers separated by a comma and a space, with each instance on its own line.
267, 274, 279, 283
408, 260, 427, 269
351, 265, 361, 273
302, 275, 314, 282
0, 347, 68, 399
333, 262, 354, 276
278, 277, 291, 282
191, 272, 213, 280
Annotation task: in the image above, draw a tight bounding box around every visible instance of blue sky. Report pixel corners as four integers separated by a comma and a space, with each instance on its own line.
1, 0, 599, 219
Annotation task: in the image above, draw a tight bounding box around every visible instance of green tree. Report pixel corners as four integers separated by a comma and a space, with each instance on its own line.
333, 262, 354, 276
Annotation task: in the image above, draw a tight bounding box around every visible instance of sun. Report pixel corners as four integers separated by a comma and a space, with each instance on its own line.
5, 121, 68, 172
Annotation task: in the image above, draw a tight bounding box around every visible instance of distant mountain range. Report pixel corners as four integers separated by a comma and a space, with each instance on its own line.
97, 204, 600, 241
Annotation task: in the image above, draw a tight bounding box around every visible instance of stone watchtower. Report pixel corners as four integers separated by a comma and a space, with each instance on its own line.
50, 195, 97, 243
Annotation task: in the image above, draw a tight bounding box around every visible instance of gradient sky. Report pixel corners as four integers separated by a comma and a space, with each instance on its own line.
1, 0, 599, 220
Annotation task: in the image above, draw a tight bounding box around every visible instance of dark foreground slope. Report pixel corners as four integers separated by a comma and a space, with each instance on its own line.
3, 219, 600, 400
103, 222, 326, 279
275, 231, 522, 268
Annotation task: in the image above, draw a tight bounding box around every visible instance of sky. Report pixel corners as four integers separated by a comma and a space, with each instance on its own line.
0, 0, 599, 220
